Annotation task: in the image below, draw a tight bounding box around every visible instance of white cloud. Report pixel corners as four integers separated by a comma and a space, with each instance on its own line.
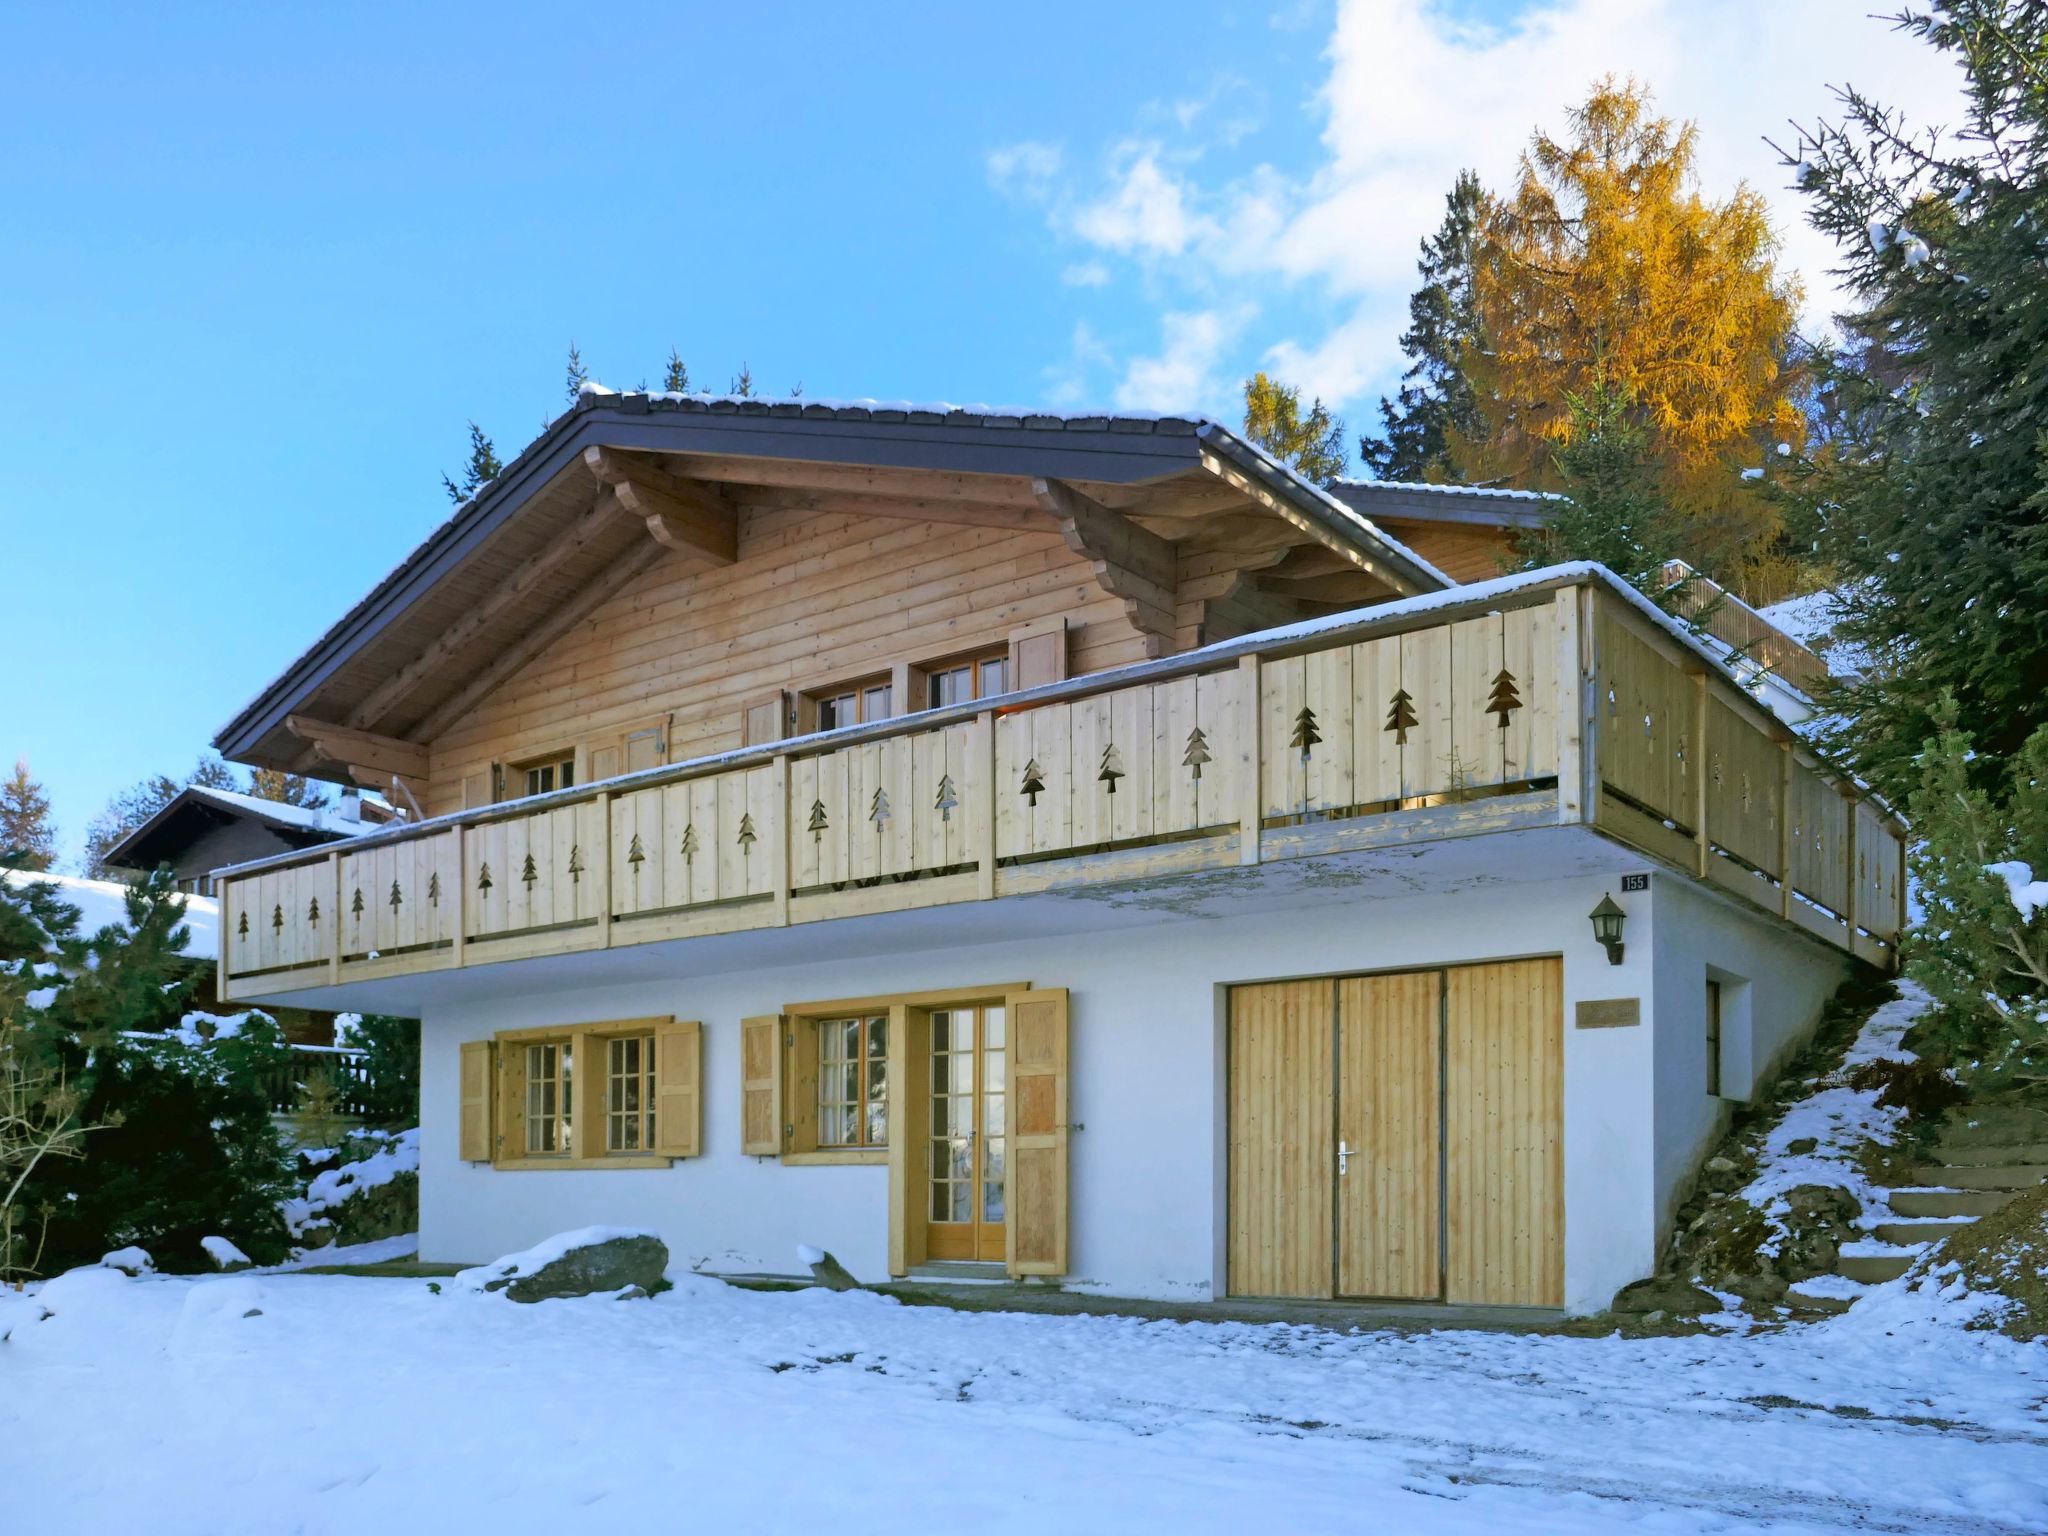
1061, 260, 1112, 288
986, 140, 1064, 200
1008, 0, 1969, 415
1115, 307, 1251, 412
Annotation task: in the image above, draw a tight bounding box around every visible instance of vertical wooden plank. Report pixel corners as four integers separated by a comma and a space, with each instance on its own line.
1351, 633, 1404, 807
1260, 653, 1305, 819
1842, 783, 1859, 937
771, 755, 792, 925
1451, 614, 1507, 790
1336, 971, 1442, 1300
976, 710, 998, 899
1692, 670, 1710, 874
1237, 653, 1262, 865
1226, 979, 1334, 1298
1445, 958, 1563, 1307
326, 851, 341, 984
1302, 644, 1356, 814
1401, 623, 1454, 799
594, 792, 613, 946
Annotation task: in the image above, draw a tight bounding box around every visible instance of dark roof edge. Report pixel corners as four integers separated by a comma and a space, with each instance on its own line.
101, 785, 353, 871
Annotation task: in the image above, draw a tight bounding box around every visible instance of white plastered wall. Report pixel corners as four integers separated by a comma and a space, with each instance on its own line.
416, 870, 1840, 1313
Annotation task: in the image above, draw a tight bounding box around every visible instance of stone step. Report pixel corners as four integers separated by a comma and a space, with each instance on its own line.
1934, 1139, 2048, 1167
1939, 1107, 2048, 1149
1888, 1187, 2016, 1219
1838, 1250, 1916, 1284
1914, 1162, 2048, 1191
1873, 1217, 1974, 1247
1784, 1284, 1856, 1315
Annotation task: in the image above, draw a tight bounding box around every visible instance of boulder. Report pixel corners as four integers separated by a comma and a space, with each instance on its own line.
799, 1244, 860, 1292
1611, 1276, 1719, 1316
1786, 1137, 1818, 1155
98, 1246, 153, 1276
201, 1236, 253, 1273
458, 1229, 667, 1303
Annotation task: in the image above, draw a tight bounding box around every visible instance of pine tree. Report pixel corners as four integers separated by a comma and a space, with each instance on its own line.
1361, 170, 1486, 483
729, 362, 754, 398
1463, 79, 1803, 584
565, 342, 588, 403
188, 755, 238, 792
440, 421, 503, 505
1780, 0, 2048, 801
663, 348, 690, 393
0, 758, 56, 871
1242, 372, 1348, 486
246, 768, 329, 810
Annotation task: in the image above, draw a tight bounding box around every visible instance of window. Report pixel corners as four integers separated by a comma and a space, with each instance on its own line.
513, 752, 576, 799
524, 1040, 573, 1154
605, 1033, 657, 1152
926, 649, 1008, 710
811, 678, 894, 733
818, 1014, 888, 1148
1705, 980, 1723, 1098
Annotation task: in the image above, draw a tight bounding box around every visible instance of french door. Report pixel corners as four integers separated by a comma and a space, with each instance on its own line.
926, 1003, 1007, 1261
1226, 958, 1562, 1306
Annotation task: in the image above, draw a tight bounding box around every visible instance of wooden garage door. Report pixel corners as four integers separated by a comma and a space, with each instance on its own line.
1445, 959, 1564, 1307
1228, 959, 1562, 1307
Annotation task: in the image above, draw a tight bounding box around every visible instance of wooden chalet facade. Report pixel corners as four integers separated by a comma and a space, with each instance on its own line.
209, 391, 1901, 1313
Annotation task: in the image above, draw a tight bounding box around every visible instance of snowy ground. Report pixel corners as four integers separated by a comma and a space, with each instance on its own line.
5, 1256, 2045, 1535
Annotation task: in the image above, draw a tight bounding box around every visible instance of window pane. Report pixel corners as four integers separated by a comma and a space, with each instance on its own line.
559, 760, 575, 789
863, 685, 892, 720
928, 667, 970, 709
867, 1014, 888, 1061
979, 658, 1008, 698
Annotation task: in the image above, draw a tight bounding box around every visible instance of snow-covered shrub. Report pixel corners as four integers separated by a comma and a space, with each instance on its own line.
283, 1128, 419, 1246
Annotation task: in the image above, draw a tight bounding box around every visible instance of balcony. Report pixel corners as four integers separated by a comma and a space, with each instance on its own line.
214, 568, 1905, 1007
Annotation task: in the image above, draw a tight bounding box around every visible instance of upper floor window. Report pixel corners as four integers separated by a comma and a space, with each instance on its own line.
927, 649, 1008, 711
811, 677, 893, 733
515, 752, 575, 798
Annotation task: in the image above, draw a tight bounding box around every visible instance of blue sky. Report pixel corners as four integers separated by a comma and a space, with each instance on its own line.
0, 1, 1954, 866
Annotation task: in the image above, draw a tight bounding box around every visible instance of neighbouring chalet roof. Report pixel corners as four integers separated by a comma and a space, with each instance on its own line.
103, 784, 389, 875
213, 389, 1454, 776
1328, 479, 1565, 528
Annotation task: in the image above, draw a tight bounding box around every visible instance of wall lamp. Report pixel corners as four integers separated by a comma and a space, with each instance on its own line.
1589, 894, 1627, 965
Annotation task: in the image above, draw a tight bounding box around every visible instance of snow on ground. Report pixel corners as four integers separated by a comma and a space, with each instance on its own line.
280, 1128, 419, 1237
3, 1250, 2044, 1535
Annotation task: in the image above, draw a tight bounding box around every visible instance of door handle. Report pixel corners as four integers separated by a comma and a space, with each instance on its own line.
1338, 1140, 1352, 1176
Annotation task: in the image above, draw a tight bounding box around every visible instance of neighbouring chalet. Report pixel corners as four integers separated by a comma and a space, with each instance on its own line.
205, 390, 1902, 1314
104, 784, 396, 897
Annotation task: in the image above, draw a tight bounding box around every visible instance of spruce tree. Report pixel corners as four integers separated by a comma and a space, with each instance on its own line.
1242, 372, 1348, 486
1360, 170, 1485, 483
246, 767, 329, 810
0, 758, 57, 871
729, 362, 755, 398
663, 348, 690, 393
1783, 0, 2048, 800
565, 341, 589, 403
440, 421, 503, 505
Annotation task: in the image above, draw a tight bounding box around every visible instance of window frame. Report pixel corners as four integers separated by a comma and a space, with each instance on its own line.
921, 646, 1009, 712
508, 747, 577, 801
803, 674, 895, 734
814, 1013, 890, 1152
489, 1018, 678, 1170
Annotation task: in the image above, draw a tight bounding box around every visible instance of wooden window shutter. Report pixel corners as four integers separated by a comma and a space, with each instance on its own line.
1004, 987, 1069, 1276
489, 761, 507, 804
653, 1018, 702, 1157
586, 743, 622, 783
784, 1016, 820, 1155
460, 768, 492, 810
741, 690, 792, 748
740, 1013, 784, 1154
458, 1040, 495, 1161
1009, 617, 1068, 692
623, 713, 670, 774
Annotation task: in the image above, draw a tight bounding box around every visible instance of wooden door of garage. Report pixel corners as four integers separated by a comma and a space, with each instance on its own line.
1227, 959, 1562, 1307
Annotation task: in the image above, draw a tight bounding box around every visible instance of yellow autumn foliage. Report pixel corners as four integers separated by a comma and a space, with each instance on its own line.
1457, 80, 1804, 577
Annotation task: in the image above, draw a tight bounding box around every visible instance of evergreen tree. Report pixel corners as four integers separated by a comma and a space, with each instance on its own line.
342, 1013, 421, 1128
1464, 79, 1804, 584
663, 348, 690, 393
246, 767, 330, 810
84, 757, 309, 876
729, 362, 755, 398
565, 341, 588, 403
1361, 170, 1486, 483
1242, 372, 1348, 486
188, 755, 238, 792
0, 758, 56, 871
1781, 0, 2048, 800
440, 421, 503, 505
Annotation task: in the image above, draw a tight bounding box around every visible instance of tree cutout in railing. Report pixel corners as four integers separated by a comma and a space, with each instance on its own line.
1020, 758, 1046, 807
626, 833, 646, 875
1384, 688, 1418, 746
869, 787, 891, 831
520, 853, 539, 891
477, 862, 494, 895
807, 799, 829, 844
1098, 743, 1126, 796
736, 813, 757, 854
308, 897, 320, 927
1488, 668, 1521, 728
934, 775, 958, 823
388, 879, 403, 912
1183, 726, 1211, 780
271, 903, 283, 934
237, 911, 249, 939
567, 846, 584, 885
350, 887, 365, 920
681, 823, 700, 864
428, 872, 441, 907
1290, 705, 1322, 763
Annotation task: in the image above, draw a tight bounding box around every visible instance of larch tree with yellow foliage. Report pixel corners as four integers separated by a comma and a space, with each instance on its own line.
1458, 80, 1804, 587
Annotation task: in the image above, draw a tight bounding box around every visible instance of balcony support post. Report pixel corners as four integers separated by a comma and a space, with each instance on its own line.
1237, 652, 1262, 865
328, 850, 342, 985
1554, 586, 1584, 826
772, 754, 792, 926
595, 792, 613, 948
1778, 744, 1793, 921
452, 824, 468, 967
1691, 667, 1710, 879
976, 709, 998, 901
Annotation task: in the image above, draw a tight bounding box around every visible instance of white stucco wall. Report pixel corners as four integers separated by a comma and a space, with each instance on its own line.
415, 869, 1843, 1314
1645, 875, 1851, 1242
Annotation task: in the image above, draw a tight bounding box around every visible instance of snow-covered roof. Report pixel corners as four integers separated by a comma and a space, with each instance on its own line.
179, 784, 385, 836
103, 783, 385, 875
2, 870, 218, 958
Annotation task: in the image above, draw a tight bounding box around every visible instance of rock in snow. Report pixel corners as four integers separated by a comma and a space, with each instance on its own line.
201, 1236, 253, 1272
454, 1227, 667, 1302
98, 1246, 153, 1276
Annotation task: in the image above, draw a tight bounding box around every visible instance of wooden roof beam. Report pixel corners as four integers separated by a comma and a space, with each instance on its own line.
1032, 477, 1178, 658
584, 446, 738, 563
732, 484, 1046, 532
284, 716, 429, 782
662, 453, 1045, 508
1197, 447, 1424, 597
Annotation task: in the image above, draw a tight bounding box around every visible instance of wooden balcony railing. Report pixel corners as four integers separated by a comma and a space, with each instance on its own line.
215, 571, 1906, 1001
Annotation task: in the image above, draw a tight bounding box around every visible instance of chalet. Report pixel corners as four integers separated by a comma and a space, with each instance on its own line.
103, 784, 394, 897
206, 390, 1903, 1314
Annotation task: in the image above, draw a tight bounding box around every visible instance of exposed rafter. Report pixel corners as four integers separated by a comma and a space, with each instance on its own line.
1031, 477, 1179, 658
1198, 447, 1423, 597
283, 716, 430, 805
663, 453, 1043, 509
410, 541, 668, 742
733, 484, 1046, 533
583, 446, 738, 564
